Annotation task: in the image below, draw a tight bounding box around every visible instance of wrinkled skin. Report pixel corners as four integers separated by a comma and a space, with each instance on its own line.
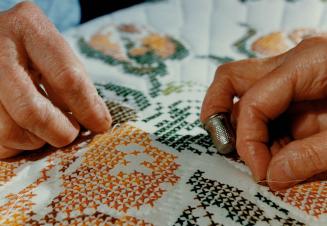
0, 2, 111, 159
201, 37, 327, 191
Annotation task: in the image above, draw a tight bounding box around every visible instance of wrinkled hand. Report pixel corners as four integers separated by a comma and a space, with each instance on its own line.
201, 36, 327, 190
0, 2, 111, 159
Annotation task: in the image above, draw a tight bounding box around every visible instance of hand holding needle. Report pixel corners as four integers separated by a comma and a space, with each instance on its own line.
201, 37, 327, 190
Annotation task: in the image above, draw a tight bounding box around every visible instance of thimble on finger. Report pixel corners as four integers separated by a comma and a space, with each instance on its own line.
203, 112, 236, 155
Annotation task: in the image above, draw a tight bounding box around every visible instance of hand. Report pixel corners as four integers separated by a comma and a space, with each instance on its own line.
201, 36, 327, 190
0, 2, 111, 159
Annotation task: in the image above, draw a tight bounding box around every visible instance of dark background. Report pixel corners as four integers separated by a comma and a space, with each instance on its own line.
79, 0, 146, 23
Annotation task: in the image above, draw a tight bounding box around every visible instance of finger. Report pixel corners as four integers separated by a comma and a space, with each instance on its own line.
40, 77, 69, 111
234, 100, 292, 156
288, 100, 327, 139
200, 54, 287, 122
232, 38, 327, 181
8, 2, 111, 132
0, 145, 22, 159
267, 131, 327, 190
270, 137, 291, 156
29, 70, 69, 111
237, 66, 294, 181
0, 102, 45, 150
0, 38, 80, 147
29, 68, 45, 95
28, 68, 70, 120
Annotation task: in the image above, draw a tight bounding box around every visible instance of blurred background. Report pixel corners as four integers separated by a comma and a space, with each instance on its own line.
79, 0, 146, 23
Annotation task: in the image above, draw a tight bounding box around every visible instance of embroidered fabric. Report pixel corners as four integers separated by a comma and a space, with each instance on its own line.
0, 0, 326, 225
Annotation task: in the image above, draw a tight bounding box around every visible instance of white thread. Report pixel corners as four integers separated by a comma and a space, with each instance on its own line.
258, 179, 304, 183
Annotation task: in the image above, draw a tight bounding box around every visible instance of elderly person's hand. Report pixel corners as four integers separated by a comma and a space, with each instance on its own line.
0, 2, 111, 159
201, 36, 327, 190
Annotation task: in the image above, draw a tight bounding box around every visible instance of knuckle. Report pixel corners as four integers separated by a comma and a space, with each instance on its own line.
13, 1, 39, 13
7, 2, 40, 23
215, 64, 231, 80
55, 66, 85, 95
238, 98, 250, 114
13, 96, 45, 128
4, 1, 49, 37
296, 36, 327, 52
14, 105, 36, 128
302, 36, 326, 44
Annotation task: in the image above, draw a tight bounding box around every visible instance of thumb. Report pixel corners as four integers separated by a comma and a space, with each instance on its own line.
0, 145, 22, 159
267, 131, 327, 191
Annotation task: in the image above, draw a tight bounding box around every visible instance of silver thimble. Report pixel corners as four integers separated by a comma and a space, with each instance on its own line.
203, 113, 236, 155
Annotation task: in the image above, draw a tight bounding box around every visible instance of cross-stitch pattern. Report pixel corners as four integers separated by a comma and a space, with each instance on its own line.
98, 81, 243, 161
97, 82, 219, 156
97, 83, 151, 111
105, 101, 138, 125
0, 144, 83, 225
174, 170, 305, 226
0, 149, 59, 187
97, 80, 326, 224
0, 123, 181, 225
0, 158, 26, 186
274, 180, 327, 217
79, 23, 189, 77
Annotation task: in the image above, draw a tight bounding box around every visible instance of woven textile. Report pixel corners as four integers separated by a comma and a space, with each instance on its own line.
1, 0, 326, 225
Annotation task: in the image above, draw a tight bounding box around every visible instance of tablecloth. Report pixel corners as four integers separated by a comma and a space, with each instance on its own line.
0, 0, 326, 225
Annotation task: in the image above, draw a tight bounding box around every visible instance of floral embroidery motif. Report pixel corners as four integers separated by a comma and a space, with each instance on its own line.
251, 28, 327, 57
79, 23, 188, 76
0, 124, 179, 225
233, 27, 326, 58
206, 26, 327, 63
